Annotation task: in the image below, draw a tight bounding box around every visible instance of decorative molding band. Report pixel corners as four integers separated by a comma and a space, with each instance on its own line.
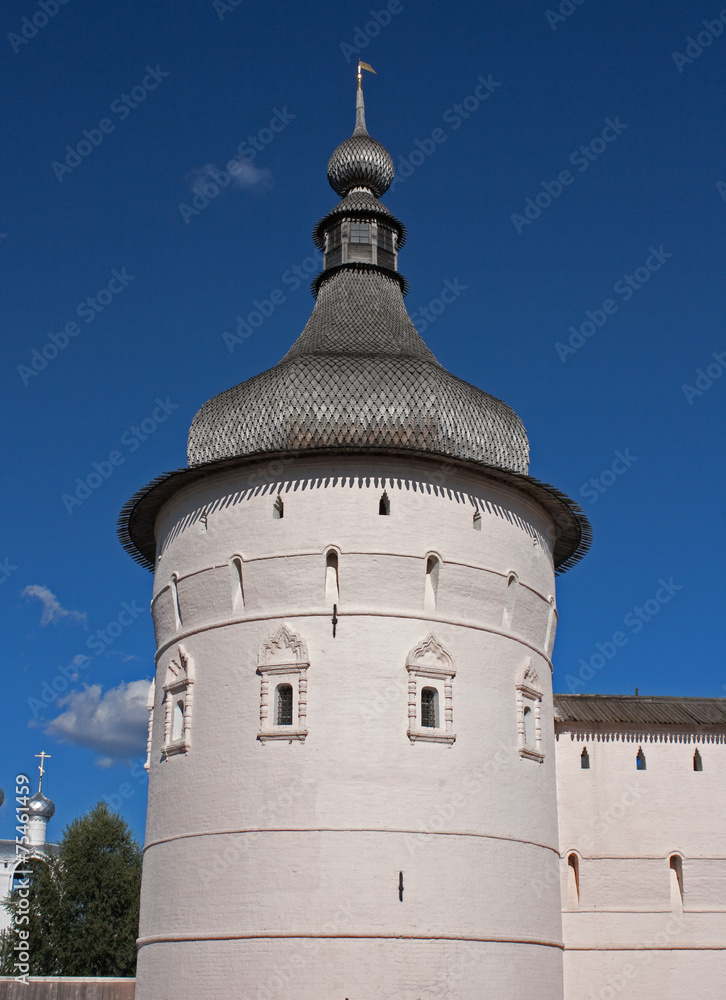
137, 931, 565, 950
562, 854, 726, 862
153, 555, 554, 607
556, 728, 726, 744
154, 611, 554, 671
564, 944, 726, 952
563, 907, 726, 914
143, 826, 561, 856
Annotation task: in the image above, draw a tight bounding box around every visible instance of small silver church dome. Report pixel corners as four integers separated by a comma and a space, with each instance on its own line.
27, 791, 55, 819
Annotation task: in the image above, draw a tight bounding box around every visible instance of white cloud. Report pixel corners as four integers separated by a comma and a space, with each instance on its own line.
22, 585, 86, 627
45, 680, 150, 765
189, 159, 273, 196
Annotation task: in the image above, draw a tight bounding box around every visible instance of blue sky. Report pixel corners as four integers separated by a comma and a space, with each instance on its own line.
1, 0, 724, 845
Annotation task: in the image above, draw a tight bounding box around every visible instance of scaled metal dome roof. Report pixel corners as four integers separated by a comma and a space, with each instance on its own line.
27, 791, 55, 819
327, 85, 394, 197
328, 134, 395, 198
188, 269, 529, 472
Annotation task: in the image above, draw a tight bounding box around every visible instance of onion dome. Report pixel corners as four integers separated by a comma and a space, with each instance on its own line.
27, 791, 55, 819
327, 86, 394, 197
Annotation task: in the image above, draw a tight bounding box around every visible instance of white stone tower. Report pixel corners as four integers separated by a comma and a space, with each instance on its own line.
120, 72, 590, 1000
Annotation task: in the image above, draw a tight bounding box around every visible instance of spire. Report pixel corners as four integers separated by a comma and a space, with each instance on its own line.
354, 83, 367, 135
354, 60, 375, 135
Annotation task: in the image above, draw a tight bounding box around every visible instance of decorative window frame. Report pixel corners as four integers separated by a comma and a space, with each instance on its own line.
406, 633, 456, 745
162, 647, 194, 758
144, 679, 155, 772
257, 625, 309, 744
516, 658, 543, 762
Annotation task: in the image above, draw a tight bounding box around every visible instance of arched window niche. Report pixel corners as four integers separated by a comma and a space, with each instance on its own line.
567, 853, 580, 908
171, 699, 184, 743
325, 548, 340, 606
379, 491, 390, 516
257, 625, 309, 744
162, 647, 194, 758
669, 854, 684, 912
693, 748, 703, 771
230, 555, 245, 613
424, 554, 440, 613
170, 572, 183, 630
406, 634, 456, 745
502, 572, 518, 630
516, 659, 543, 762
636, 747, 647, 771
580, 747, 590, 769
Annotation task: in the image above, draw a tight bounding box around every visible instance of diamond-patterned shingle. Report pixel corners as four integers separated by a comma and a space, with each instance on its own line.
187, 269, 530, 474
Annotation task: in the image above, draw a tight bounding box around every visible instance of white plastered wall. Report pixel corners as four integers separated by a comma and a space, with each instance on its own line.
556, 721, 726, 1000
136, 453, 565, 1000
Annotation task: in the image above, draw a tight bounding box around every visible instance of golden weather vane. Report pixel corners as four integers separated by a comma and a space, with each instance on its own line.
357, 59, 376, 89
34, 751, 51, 793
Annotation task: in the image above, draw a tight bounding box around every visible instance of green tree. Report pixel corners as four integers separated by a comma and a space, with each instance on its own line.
1, 802, 142, 976
0, 853, 63, 974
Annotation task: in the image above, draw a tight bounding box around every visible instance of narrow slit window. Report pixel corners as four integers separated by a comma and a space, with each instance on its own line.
424, 556, 439, 612
567, 854, 579, 907
669, 855, 683, 911
636, 747, 646, 770
693, 749, 703, 771
273, 495, 284, 519
473, 510, 482, 530
421, 687, 438, 728
231, 557, 245, 611
171, 699, 184, 743
503, 573, 517, 629
523, 706, 535, 747
276, 684, 293, 726
325, 550, 339, 605
379, 491, 390, 515
581, 747, 590, 769
171, 573, 183, 629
